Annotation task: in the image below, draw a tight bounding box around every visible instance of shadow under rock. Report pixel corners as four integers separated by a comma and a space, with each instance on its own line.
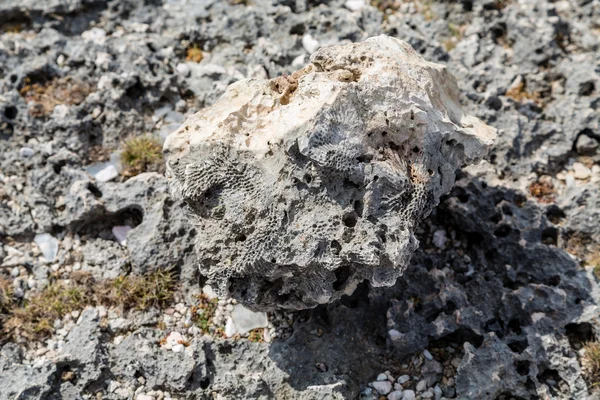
266, 172, 599, 399
266, 282, 392, 398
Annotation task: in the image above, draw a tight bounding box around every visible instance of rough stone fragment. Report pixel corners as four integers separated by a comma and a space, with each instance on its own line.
63, 173, 197, 280
60, 308, 108, 392
164, 35, 496, 310
111, 329, 206, 392
387, 390, 404, 400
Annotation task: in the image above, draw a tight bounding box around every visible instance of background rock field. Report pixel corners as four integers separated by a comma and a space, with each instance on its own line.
1, 0, 600, 399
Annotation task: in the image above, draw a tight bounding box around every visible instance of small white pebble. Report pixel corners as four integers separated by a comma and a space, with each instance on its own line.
302, 34, 320, 54
19, 147, 35, 158
107, 380, 120, 392
387, 390, 404, 400
92, 107, 102, 119
423, 349, 433, 361
421, 390, 434, 399
376, 373, 388, 381
432, 230, 447, 249
344, 0, 366, 11
172, 344, 184, 353
372, 380, 392, 395
176, 63, 191, 77
434, 385, 443, 400
388, 329, 402, 340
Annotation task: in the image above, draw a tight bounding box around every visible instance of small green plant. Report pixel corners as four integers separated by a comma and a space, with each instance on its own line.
191, 294, 219, 334
121, 135, 164, 177
248, 328, 264, 343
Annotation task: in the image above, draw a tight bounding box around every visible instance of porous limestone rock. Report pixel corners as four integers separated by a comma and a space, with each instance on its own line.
164, 35, 496, 310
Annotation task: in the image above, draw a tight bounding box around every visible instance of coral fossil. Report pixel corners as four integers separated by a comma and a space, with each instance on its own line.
164, 36, 496, 310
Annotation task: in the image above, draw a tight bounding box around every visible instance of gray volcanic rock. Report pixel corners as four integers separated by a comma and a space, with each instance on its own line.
111, 329, 206, 392
385, 173, 599, 398
164, 35, 496, 311
63, 173, 197, 282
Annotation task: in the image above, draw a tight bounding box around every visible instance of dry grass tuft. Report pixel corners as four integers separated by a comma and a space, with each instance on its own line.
0, 277, 14, 314
2, 22, 28, 34
19, 76, 93, 117
1, 270, 176, 342
564, 233, 600, 275
96, 269, 177, 310
371, 0, 401, 13
506, 79, 543, 106
4, 282, 88, 340
186, 46, 203, 63
528, 180, 556, 203
121, 135, 164, 177
566, 232, 589, 259
582, 342, 600, 388
443, 23, 465, 51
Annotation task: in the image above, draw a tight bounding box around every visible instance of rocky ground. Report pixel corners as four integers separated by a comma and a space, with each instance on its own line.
1, 0, 600, 399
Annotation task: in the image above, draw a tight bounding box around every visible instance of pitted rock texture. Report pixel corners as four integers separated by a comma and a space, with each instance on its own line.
164, 35, 496, 310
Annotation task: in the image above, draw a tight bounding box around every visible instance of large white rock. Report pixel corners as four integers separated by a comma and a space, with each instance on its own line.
164, 35, 496, 310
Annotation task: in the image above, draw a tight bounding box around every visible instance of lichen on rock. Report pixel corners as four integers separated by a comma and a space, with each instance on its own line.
164, 35, 497, 311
